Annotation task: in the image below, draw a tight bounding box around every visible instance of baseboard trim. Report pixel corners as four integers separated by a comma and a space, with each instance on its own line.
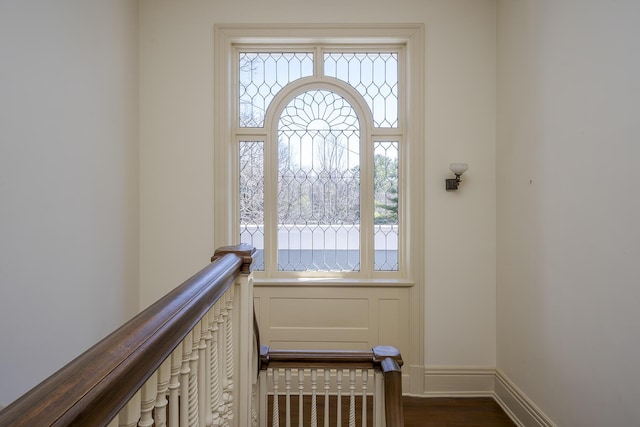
423, 367, 495, 397
494, 369, 556, 427
406, 365, 425, 395
417, 367, 555, 427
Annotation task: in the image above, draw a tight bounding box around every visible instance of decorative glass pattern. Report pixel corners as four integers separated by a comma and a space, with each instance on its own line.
239, 141, 265, 270
239, 52, 313, 128
237, 47, 405, 276
323, 53, 399, 128
373, 142, 399, 271
277, 90, 360, 271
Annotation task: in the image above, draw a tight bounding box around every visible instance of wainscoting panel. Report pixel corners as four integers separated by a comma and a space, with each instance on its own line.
270, 297, 369, 328
378, 298, 401, 349
254, 285, 410, 357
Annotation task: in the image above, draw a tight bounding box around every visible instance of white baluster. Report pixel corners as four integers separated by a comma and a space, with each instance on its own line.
272, 368, 280, 427
139, 372, 158, 427
336, 369, 343, 427
298, 369, 304, 427
348, 369, 356, 427
169, 345, 183, 427
211, 303, 223, 426
219, 294, 229, 422
373, 371, 384, 427
259, 370, 269, 427
324, 369, 330, 427
181, 332, 193, 427
198, 316, 209, 425
285, 368, 292, 427
106, 416, 119, 427
118, 389, 141, 427
204, 309, 215, 427
224, 289, 236, 426
154, 358, 171, 427
310, 369, 318, 427
361, 370, 368, 427
251, 379, 259, 427
225, 289, 234, 395
190, 323, 201, 427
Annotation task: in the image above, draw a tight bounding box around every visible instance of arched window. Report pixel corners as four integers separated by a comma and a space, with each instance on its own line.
276, 89, 361, 271
238, 50, 400, 277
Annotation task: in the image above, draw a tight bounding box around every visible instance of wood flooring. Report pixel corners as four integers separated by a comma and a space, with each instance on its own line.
403, 396, 516, 427
267, 395, 516, 426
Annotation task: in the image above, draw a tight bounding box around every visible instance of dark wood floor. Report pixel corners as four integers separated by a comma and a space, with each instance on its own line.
268, 395, 516, 426
404, 396, 515, 427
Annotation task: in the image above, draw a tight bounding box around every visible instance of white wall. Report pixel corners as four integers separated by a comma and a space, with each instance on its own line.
497, 0, 640, 425
0, 1, 139, 405
139, 0, 496, 372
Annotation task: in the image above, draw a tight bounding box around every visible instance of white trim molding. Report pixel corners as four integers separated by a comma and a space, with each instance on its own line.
494, 369, 556, 427
418, 367, 556, 427
423, 367, 495, 397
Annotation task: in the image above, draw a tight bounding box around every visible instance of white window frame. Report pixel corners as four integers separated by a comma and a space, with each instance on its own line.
214, 24, 424, 286
215, 24, 425, 394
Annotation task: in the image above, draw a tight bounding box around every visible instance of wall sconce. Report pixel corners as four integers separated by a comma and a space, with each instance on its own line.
445, 163, 468, 191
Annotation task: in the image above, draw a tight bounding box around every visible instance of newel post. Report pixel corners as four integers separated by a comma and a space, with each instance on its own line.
373, 346, 404, 427
212, 244, 257, 427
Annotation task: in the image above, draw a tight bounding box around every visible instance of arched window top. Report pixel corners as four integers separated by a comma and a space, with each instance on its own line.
278, 89, 360, 132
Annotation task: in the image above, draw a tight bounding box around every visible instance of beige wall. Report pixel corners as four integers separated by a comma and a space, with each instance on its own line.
0, 1, 139, 405
497, 0, 640, 425
139, 0, 497, 372
2, 0, 637, 421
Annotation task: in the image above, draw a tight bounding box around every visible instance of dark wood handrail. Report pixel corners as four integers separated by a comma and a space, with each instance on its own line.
260, 345, 404, 427
260, 347, 403, 369
0, 244, 255, 427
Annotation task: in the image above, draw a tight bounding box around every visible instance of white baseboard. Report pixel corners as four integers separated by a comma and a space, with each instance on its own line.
405, 365, 425, 395
416, 367, 555, 427
423, 367, 495, 397
494, 369, 556, 427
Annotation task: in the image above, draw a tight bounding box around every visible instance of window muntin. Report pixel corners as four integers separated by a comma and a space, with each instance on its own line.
237, 47, 403, 276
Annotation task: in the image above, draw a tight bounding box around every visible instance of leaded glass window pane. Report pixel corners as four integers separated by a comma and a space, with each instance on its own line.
277, 90, 360, 271
239, 141, 265, 270
373, 141, 399, 271
323, 53, 398, 128
239, 52, 313, 127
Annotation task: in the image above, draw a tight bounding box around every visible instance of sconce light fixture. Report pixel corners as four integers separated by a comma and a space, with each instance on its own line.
445, 163, 468, 191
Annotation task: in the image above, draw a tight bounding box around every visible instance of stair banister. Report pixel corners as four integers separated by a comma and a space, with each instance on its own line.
0, 244, 256, 427
0, 243, 404, 427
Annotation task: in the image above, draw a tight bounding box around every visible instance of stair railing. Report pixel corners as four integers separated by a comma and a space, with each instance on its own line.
0, 244, 257, 427
0, 244, 404, 427
259, 346, 404, 427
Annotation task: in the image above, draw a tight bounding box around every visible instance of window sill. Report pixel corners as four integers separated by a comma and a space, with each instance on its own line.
253, 277, 415, 288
